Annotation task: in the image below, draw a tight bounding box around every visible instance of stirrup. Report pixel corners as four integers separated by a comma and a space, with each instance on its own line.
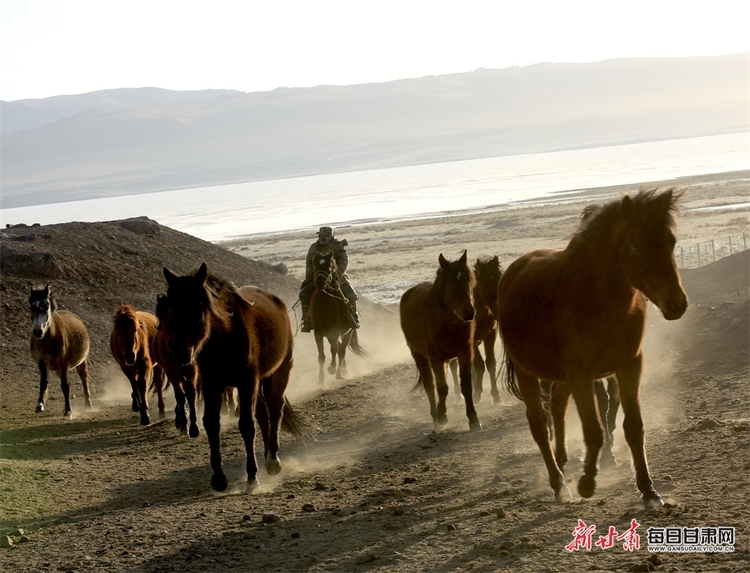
301, 321, 312, 333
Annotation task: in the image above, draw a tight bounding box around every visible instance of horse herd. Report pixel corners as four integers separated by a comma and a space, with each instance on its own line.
27, 188, 687, 506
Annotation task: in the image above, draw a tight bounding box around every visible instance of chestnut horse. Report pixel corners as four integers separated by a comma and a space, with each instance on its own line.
400, 250, 481, 431
160, 263, 304, 491
309, 251, 366, 386
499, 189, 687, 507
450, 256, 503, 404
154, 294, 201, 438
110, 305, 166, 425
29, 284, 92, 418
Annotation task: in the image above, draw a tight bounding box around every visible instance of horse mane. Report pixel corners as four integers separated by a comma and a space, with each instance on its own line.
475, 256, 502, 273
435, 258, 475, 286
30, 285, 57, 312
572, 187, 681, 245
113, 304, 138, 327
204, 271, 241, 327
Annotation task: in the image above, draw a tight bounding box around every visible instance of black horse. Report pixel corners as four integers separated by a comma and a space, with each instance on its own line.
308, 252, 366, 386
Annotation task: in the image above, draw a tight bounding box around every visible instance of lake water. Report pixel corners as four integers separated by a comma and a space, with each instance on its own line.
2, 133, 747, 243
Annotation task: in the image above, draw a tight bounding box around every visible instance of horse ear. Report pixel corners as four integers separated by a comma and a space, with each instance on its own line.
163, 266, 178, 286
621, 195, 636, 221
43, 283, 50, 297
438, 253, 448, 269
195, 262, 208, 284
459, 250, 468, 264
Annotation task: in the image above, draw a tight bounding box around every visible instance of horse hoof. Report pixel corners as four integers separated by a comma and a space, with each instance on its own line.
63, 410, 72, 420
473, 393, 482, 404
159, 410, 167, 420
335, 373, 344, 380
140, 414, 151, 426
189, 424, 200, 438
84, 401, 93, 410
246, 478, 262, 494
600, 450, 617, 469
578, 475, 596, 499
211, 473, 229, 492
35, 403, 45, 413
436, 415, 448, 426
131, 402, 139, 413
179, 428, 188, 436
266, 457, 281, 476
642, 491, 664, 509
469, 421, 482, 431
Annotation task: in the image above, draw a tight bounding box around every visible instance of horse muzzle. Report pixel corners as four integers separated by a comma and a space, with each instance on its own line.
657, 294, 688, 321
32, 328, 46, 339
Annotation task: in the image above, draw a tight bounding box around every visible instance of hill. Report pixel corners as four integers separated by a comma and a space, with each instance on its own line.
2, 54, 748, 208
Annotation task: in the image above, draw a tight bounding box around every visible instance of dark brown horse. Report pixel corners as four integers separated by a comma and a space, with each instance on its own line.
450, 256, 504, 404
400, 250, 481, 431
29, 284, 92, 418
110, 305, 167, 425
309, 251, 366, 386
154, 294, 201, 438
160, 263, 304, 491
498, 189, 687, 507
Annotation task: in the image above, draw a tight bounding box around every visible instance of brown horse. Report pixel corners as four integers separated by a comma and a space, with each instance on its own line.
110, 305, 166, 425
160, 263, 304, 491
498, 189, 687, 507
309, 251, 366, 386
154, 294, 201, 438
400, 250, 481, 431
29, 284, 92, 418
450, 256, 504, 404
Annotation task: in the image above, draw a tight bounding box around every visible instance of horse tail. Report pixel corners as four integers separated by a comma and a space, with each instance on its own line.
280, 398, 308, 438
503, 348, 522, 400
347, 329, 368, 357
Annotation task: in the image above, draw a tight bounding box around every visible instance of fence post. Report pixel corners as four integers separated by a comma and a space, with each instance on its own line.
729, 235, 733, 255
712, 239, 716, 262
697, 242, 701, 267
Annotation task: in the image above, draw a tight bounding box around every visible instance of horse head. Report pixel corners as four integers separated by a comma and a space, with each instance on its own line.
113, 305, 140, 366
474, 256, 503, 311
313, 252, 337, 291
437, 250, 476, 322
618, 189, 688, 320
29, 284, 55, 339
160, 262, 214, 367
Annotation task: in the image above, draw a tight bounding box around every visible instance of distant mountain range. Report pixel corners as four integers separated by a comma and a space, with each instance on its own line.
2, 54, 747, 209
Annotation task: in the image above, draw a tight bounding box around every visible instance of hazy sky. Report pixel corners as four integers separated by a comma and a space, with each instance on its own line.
1, 0, 748, 102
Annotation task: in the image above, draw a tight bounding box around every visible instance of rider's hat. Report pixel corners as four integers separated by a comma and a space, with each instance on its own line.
317, 226, 333, 237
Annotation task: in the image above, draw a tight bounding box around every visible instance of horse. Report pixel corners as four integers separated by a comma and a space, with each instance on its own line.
154, 293, 201, 438
160, 263, 304, 491
110, 305, 167, 425
400, 250, 481, 431
29, 284, 92, 418
498, 188, 687, 508
449, 256, 504, 404
542, 376, 620, 469
308, 251, 366, 386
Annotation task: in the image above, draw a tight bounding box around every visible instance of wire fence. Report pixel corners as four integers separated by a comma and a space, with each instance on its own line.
677, 233, 748, 269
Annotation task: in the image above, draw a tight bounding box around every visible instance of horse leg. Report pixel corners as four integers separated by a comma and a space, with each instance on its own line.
412, 352, 439, 427
125, 370, 141, 415
202, 388, 227, 491
237, 377, 261, 491
328, 337, 338, 376
457, 348, 481, 430
616, 357, 662, 508
254, 380, 272, 470
517, 368, 567, 501
569, 378, 604, 499
60, 368, 72, 419
35, 360, 49, 413
596, 379, 617, 468
315, 332, 326, 386
77, 360, 92, 410
430, 356, 451, 427
137, 363, 151, 426
606, 376, 620, 443
263, 356, 292, 475
335, 336, 347, 380
484, 330, 503, 405
472, 344, 486, 404
184, 376, 200, 438
550, 381, 571, 469
448, 359, 461, 399
153, 365, 167, 419
172, 380, 188, 435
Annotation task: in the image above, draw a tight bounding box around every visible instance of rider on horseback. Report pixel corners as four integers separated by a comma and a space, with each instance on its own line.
299, 226, 360, 332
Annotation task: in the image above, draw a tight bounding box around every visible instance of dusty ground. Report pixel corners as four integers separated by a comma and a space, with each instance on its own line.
1, 171, 748, 572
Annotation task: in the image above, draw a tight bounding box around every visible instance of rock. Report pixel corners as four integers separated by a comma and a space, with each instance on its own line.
402, 477, 417, 484
261, 511, 280, 523
495, 508, 506, 518
242, 514, 253, 521
302, 503, 316, 513
272, 263, 288, 275
446, 523, 456, 531
0, 248, 64, 278
393, 508, 405, 516
291, 532, 300, 539
0, 535, 13, 548
498, 540, 515, 550
118, 217, 160, 236
354, 553, 379, 564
